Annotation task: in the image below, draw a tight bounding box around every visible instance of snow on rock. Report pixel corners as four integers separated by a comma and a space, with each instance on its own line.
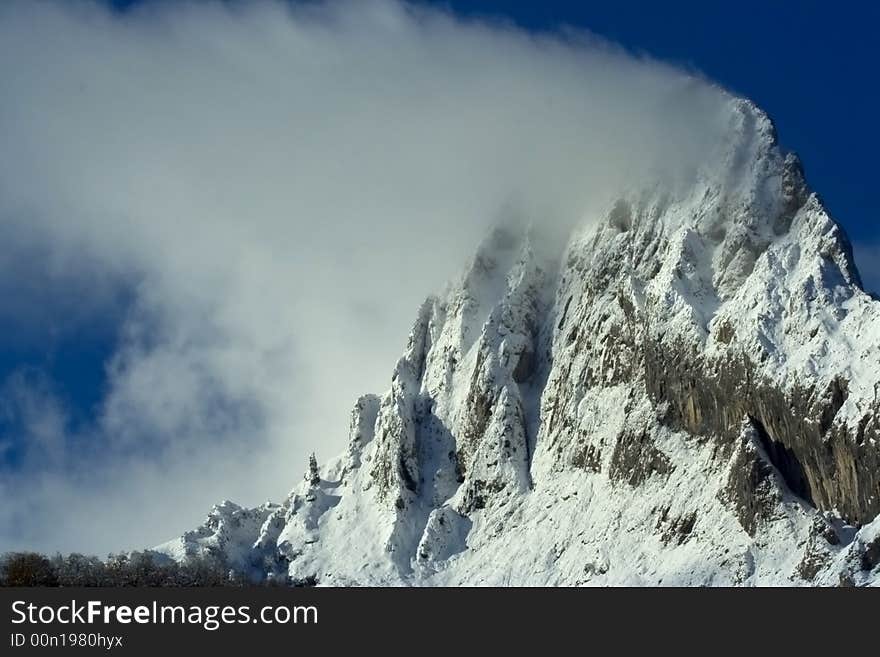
153, 500, 281, 581
154, 95, 880, 586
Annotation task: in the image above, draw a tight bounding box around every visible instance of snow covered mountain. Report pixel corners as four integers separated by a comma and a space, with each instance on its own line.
155, 96, 880, 586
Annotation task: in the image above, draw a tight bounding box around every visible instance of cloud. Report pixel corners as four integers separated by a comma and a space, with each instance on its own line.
0, 0, 732, 553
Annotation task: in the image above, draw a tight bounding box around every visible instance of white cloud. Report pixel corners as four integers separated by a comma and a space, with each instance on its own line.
0, 0, 732, 553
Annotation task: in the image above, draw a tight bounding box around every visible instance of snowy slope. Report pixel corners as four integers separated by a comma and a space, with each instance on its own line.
154, 96, 880, 586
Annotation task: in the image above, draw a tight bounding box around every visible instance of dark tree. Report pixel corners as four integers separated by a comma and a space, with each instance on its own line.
0, 552, 58, 586
306, 452, 321, 486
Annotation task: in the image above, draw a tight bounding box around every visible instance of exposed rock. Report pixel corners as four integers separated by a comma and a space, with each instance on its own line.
655, 507, 698, 546
723, 420, 784, 537
860, 535, 880, 572
609, 426, 673, 487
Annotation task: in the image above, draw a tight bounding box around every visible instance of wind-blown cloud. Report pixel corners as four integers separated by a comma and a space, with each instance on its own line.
0, 0, 732, 553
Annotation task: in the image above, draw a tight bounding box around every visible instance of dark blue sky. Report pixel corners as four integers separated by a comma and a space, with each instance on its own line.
5, 0, 879, 463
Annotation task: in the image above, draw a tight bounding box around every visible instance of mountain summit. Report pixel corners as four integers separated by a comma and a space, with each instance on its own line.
155, 97, 880, 586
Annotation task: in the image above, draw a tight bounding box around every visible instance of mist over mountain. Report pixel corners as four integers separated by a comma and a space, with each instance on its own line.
0, 0, 734, 554
155, 95, 880, 586
1, 1, 878, 587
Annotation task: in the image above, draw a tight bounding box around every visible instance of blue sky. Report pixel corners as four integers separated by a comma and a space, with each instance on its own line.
1, 0, 877, 552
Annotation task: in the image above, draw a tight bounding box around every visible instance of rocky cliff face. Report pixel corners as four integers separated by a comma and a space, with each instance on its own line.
155, 97, 880, 586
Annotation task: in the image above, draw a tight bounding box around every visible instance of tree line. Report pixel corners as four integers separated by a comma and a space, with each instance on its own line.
0, 551, 241, 587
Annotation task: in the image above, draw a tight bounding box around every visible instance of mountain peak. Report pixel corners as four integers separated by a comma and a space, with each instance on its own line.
154, 97, 880, 586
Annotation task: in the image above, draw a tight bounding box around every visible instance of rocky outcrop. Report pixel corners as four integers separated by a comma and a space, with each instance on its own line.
722, 419, 787, 537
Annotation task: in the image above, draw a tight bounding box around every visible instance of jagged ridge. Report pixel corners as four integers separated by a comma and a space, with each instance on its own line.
154, 97, 880, 586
